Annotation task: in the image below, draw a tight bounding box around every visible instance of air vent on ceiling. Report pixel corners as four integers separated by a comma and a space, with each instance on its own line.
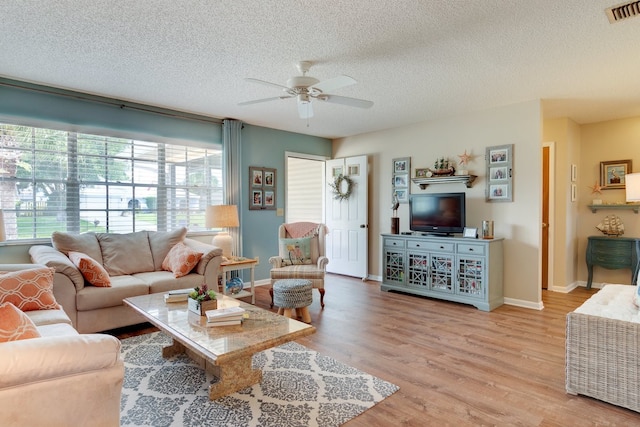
606, 1, 640, 23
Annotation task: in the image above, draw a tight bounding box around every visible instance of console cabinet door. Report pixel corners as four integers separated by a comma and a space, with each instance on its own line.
384, 247, 405, 285
429, 252, 455, 293
407, 251, 429, 289
456, 255, 485, 298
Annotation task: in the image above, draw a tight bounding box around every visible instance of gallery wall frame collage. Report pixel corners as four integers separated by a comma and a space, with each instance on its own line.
485, 144, 513, 202
249, 166, 276, 210
392, 157, 410, 204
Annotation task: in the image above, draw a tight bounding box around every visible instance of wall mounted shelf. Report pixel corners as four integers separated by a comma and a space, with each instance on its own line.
412, 175, 477, 189
588, 204, 640, 214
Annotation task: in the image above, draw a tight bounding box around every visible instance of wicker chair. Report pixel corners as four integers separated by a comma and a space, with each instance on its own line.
269, 222, 329, 308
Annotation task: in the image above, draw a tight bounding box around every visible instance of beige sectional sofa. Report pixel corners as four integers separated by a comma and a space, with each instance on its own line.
0, 267, 124, 426
29, 228, 223, 333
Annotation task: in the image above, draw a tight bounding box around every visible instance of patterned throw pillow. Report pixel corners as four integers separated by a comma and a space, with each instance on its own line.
279, 237, 312, 266
0, 267, 60, 311
0, 302, 41, 342
162, 243, 203, 278
68, 251, 111, 287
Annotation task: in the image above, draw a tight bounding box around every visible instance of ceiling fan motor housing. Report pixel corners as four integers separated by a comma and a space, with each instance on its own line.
287, 75, 320, 90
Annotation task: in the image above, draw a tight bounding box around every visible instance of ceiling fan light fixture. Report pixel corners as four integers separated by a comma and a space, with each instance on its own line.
298, 93, 310, 104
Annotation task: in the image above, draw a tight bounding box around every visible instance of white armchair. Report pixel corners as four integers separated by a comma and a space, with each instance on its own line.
269, 222, 329, 307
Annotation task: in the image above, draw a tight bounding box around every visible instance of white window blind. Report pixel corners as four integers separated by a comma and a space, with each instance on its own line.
0, 123, 222, 240
286, 156, 325, 223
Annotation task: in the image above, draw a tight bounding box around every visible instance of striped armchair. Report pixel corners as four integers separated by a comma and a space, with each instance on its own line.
269, 222, 329, 308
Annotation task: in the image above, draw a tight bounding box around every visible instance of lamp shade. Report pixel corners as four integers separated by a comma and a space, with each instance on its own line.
205, 205, 239, 228
626, 173, 640, 202
205, 205, 239, 258
0, 210, 5, 242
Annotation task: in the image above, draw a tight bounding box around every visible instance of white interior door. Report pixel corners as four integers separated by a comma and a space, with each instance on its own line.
325, 155, 368, 279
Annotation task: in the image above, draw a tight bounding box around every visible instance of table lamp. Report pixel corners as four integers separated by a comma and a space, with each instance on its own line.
626, 173, 640, 202
0, 210, 5, 242
205, 205, 239, 258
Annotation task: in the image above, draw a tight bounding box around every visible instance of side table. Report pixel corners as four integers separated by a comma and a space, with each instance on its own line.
220, 257, 258, 304
585, 236, 640, 289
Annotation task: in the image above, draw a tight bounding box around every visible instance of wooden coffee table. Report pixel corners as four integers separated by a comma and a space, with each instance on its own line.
123, 293, 315, 400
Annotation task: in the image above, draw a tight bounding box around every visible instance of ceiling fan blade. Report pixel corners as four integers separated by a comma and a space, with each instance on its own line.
245, 78, 290, 90
238, 96, 290, 106
318, 94, 373, 109
298, 100, 314, 119
310, 75, 356, 93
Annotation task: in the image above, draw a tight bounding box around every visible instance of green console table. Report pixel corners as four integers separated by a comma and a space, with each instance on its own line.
585, 236, 640, 289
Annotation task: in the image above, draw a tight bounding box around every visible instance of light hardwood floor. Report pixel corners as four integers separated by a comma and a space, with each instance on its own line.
115, 275, 640, 426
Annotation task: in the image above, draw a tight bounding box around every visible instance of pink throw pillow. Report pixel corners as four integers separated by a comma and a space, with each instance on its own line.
162, 243, 203, 278
0, 302, 41, 342
68, 251, 111, 287
0, 267, 60, 311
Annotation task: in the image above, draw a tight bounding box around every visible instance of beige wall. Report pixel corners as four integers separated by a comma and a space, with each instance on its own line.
543, 118, 581, 289
576, 116, 640, 285
333, 100, 543, 306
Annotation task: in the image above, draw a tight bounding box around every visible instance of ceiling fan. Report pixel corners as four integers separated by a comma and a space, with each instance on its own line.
238, 61, 373, 119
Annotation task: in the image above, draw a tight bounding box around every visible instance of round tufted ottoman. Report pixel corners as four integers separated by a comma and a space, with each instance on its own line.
273, 279, 313, 323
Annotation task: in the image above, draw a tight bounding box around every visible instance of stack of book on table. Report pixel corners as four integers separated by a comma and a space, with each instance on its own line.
164, 289, 191, 303
205, 306, 246, 326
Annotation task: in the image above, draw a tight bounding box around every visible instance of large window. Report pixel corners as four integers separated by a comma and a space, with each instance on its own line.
0, 124, 222, 240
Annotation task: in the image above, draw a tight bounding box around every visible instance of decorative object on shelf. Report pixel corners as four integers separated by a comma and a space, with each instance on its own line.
596, 215, 624, 236
391, 192, 400, 234
590, 181, 603, 194
206, 204, 239, 258
188, 284, 217, 315
486, 144, 513, 202
392, 157, 410, 204
600, 159, 632, 190
329, 174, 354, 201
415, 168, 430, 178
225, 277, 244, 295
463, 227, 478, 238
482, 220, 494, 239
457, 150, 472, 176
429, 157, 455, 176
249, 166, 276, 210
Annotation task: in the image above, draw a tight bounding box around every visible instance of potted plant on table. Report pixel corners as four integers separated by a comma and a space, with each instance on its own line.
188, 284, 217, 315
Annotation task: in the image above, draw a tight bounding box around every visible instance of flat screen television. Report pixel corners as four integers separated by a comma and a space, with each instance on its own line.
409, 192, 466, 236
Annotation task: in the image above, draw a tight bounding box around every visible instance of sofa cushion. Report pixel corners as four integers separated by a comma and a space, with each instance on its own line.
97, 231, 155, 276
148, 227, 188, 271
162, 242, 203, 278
0, 302, 41, 342
68, 251, 111, 287
36, 322, 79, 337
0, 267, 61, 311
133, 271, 204, 294
51, 231, 102, 263
76, 275, 149, 311
25, 309, 73, 327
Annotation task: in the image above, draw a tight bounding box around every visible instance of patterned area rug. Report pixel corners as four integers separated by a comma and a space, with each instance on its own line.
120, 332, 399, 427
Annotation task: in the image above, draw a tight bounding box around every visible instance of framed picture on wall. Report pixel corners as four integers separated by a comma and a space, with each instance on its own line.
392, 157, 411, 204
249, 166, 276, 210
486, 144, 513, 202
600, 159, 632, 190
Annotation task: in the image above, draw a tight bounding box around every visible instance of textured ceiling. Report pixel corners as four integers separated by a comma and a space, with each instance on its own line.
1, 1, 640, 139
